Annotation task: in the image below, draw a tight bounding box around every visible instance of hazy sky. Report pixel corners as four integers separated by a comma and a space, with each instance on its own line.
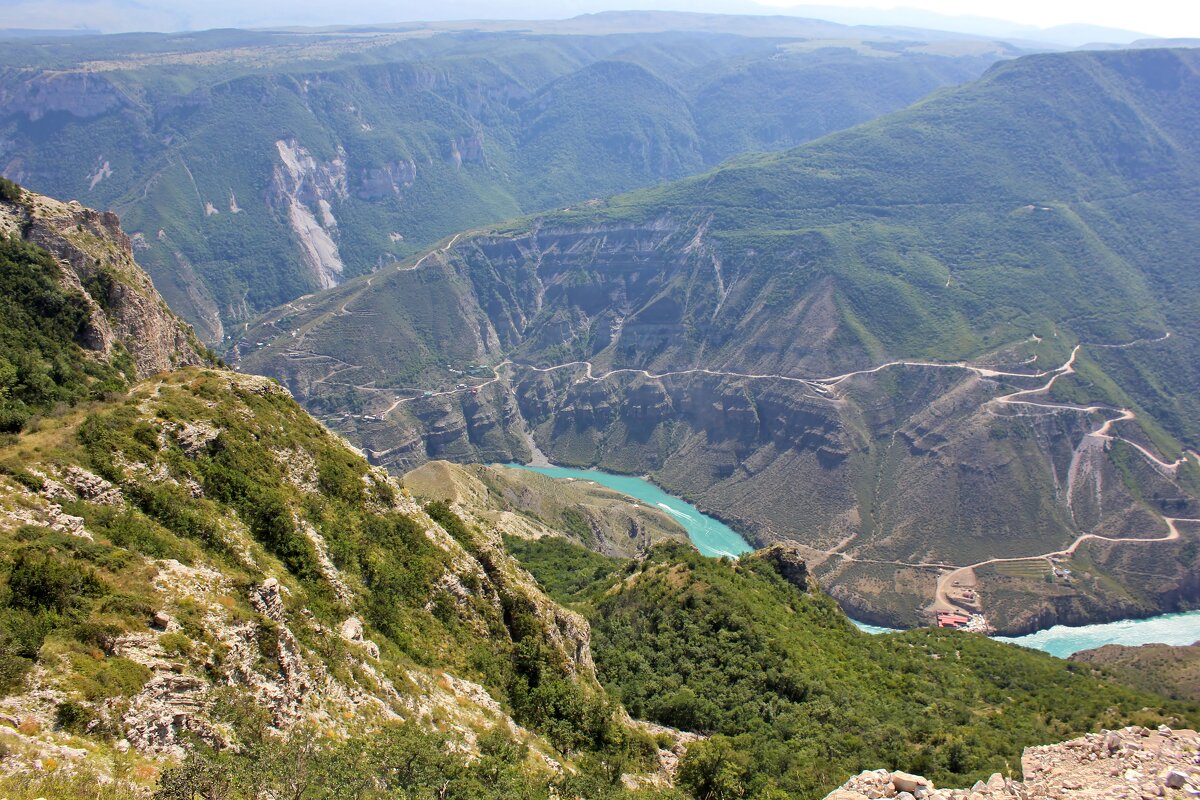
2, 0, 1198, 39
754, 0, 1199, 38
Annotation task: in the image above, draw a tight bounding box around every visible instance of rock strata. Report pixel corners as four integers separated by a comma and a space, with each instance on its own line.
825, 727, 1200, 800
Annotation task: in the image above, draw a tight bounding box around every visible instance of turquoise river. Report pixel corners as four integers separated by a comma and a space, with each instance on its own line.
506, 463, 1199, 658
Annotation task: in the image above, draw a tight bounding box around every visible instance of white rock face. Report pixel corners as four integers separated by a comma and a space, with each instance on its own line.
88, 159, 113, 190
271, 138, 348, 290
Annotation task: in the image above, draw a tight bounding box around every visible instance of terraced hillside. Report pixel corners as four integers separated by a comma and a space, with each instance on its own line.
0, 14, 1014, 343
241, 48, 1200, 632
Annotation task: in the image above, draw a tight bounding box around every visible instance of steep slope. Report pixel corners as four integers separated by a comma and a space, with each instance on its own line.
508, 536, 1198, 799
0, 188, 683, 797
241, 48, 1200, 632
1071, 642, 1200, 702
0, 22, 1010, 341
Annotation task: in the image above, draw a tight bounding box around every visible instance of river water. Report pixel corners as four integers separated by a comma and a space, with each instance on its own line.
504, 464, 1199, 657
505, 464, 754, 558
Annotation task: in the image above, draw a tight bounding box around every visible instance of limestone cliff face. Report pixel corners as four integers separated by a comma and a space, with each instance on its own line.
269, 139, 350, 290
0, 70, 126, 122
356, 159, 417, 200
0, 188, 207, 378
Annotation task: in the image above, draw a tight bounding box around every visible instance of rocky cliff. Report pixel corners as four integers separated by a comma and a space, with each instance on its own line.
0, 70, 126, 124
0, 186, 207, 378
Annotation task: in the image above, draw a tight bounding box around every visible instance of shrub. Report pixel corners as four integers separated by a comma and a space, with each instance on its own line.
0, 652, 32, 694
0, 177, 21, 203
71, 621, 123, 654
81, 657, 152, 700
6, 548, 106, 613
54, 700, 94, 734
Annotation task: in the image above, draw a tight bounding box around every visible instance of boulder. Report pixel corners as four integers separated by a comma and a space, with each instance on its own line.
1165, 770, 1190, 789
340, 616, 364, 643
892, 772, 932, 793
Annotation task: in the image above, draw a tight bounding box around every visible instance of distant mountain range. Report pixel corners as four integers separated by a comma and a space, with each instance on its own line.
0, 17, 1016, 342
0, 0, 1158, 45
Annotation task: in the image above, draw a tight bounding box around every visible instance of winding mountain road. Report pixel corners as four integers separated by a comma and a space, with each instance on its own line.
254, 231, 1193, 628
932, 517, 1200, 615
385, 335, 1188, 487
382, 332, 1196, 623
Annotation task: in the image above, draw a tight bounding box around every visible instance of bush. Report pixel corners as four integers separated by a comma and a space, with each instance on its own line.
0, 652, 32, 694
81, 657, 152, 701
71, 621, 123, 654
6, 548, 106, 613
0, 177, 21, 204
54, 700, 94, 734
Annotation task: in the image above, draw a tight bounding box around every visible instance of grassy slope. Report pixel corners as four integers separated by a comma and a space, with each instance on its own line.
1071, 642, 1200, 703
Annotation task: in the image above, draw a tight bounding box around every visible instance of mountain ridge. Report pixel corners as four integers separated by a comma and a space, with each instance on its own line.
0, 23, 1014, 341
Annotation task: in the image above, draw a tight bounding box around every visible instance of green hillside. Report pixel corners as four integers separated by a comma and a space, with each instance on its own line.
0, 224, 129, 431
0, 185, 678, 799
241, 48, 1200, 632
0, 22, 1008, 341
1072, 642, 1200, 703
510, 536, 1197, 798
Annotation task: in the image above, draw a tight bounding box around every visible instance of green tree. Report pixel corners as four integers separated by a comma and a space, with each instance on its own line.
678, 736, 750, 800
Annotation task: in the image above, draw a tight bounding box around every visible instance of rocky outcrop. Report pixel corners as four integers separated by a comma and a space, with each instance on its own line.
752, 544, 812, 590
121, 673, 222, 756
0, 189, 206, 378
826, 727, 1200, 800
339, 616, 380, 659
444, 132, 487, 168
356, 159, 417, 200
